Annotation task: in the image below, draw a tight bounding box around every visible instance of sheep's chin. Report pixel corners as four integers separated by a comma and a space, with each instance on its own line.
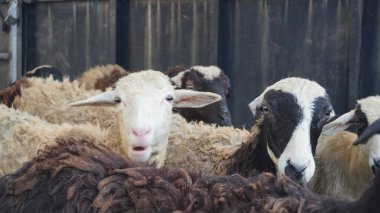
128, 146, 153, 163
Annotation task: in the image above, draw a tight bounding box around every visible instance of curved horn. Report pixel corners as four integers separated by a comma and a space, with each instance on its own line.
354, 119, 380, 145
69, 90, 116, 107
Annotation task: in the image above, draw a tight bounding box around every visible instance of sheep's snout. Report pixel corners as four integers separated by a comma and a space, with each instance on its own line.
217, 106, 232, 126
284, 160, 308, 183
132, 127, 152, 137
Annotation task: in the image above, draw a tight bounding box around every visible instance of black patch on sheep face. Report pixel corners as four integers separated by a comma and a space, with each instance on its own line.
354, 104, 369, 136
263, 90, 303, 158
176, 69, 232, 126
309, 96, 334, 155
227, 90, 303, 177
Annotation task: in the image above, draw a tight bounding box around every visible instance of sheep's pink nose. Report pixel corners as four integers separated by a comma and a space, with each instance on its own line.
132, 127, 151, 137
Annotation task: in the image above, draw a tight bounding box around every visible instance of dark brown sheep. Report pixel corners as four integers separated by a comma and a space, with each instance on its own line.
1, 137, 378, 213
166, 65, 232, 126
0, 77, 29, 107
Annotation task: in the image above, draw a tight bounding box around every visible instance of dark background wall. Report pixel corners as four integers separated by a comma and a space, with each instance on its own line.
0, 0, 377, 128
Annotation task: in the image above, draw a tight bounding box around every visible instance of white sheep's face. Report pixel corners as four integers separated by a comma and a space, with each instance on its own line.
69, 70, 221, 165
114, 76, 175, 163
249, 77, 334, 183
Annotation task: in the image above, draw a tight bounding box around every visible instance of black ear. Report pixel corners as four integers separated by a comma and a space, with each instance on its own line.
353, 118, 380, 145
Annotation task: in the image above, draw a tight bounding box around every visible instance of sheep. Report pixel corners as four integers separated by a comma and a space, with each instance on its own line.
24, 64, 63, 81
77, 64, 129, 91
0, 76, 117, 129
167, 65, 232, 126
0, 104, 110, 176
0, 136, 379, 213
309, 96, 380, 200
0, 70, 221, 175
166, 77, 335, 184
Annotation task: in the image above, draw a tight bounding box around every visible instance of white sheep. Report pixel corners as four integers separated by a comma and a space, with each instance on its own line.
309, 96, 380, 200
0, 70, 220, 175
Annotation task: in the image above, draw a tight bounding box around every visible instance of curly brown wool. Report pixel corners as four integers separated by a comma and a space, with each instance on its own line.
94, 69, 129, 91
0, 137, 379, 213
0, 78, 29, 107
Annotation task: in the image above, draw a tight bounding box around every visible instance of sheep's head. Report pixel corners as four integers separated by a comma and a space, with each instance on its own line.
323, 96, 380, 175
70, 70, 221, 165
249, 77, 335, 183
169, 65, 232, 126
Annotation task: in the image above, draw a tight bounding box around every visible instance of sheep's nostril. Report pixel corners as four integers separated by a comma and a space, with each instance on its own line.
285, 160, 307, 182
131, 127, 151, 137
218, 111, 229, 119
372, 159, 380, 175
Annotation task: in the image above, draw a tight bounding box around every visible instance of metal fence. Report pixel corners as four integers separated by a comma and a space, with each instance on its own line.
0, 0, 378, 127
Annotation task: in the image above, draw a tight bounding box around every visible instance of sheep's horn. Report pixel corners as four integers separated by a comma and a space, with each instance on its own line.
353, 118, 380, 145
69, 90, 116, 107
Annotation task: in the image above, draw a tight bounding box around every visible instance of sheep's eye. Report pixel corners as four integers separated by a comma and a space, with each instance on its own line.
260, 105, 270, 113
166, 95, 174, 102
325, 110, 332, 116
115, 96, 121, 103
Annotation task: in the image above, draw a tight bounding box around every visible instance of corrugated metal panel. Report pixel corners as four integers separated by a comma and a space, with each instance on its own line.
218, 0, 362, 126
22, 0, 116, 78
116, 0, 219, 71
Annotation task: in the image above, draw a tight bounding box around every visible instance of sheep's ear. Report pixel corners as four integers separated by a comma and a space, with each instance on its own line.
248, 95, 264, 117
354, 119, 380, 145
321, 110, 355, 136
69, 91, 116, 107
173, 89, 221, 108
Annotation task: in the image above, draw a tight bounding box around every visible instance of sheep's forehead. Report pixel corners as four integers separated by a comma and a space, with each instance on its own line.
170, 65, 222, 86
358, 96, 380, 124
116, 70, 173, 95
191, 65, 222, 80
264, 77, 326, 107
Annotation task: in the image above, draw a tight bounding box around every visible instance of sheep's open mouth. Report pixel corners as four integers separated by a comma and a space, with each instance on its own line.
133, 147, 146, 151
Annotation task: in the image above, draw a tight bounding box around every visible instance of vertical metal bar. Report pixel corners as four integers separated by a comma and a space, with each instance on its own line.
9, 0, 18, 82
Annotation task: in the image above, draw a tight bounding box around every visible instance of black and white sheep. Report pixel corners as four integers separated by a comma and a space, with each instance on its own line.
24, 65, 63, 81
0, 70, 221, 175
167, 65, 232, 126
0, 137, 378, 213
166, 77, 335, 184
309, 96, 380, 200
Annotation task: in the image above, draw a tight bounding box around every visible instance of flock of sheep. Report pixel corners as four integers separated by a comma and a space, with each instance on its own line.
0, 64, 379, 212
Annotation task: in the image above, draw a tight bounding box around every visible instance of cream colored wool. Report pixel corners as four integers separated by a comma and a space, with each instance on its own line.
77, 64, 128, 90
164, 114, 251, 175
0, 105, 121, 176
309, 132, 372, 200
12, 77, 117, 129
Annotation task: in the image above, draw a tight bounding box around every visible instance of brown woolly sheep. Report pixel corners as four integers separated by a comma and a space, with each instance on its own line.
167, 65, 232, 126
309, 96, 380, 200
0, 137, 378, 213
77, 64, 129, 91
